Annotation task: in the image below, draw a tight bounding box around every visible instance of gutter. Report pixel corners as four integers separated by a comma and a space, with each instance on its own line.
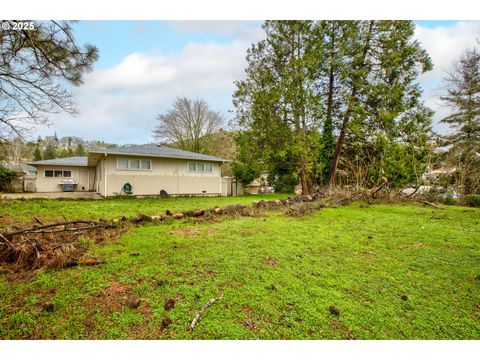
88, 150, 231, 163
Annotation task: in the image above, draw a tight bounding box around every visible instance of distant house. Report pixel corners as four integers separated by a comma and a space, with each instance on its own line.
28, 144, 230, 197
422, 166, 456, 182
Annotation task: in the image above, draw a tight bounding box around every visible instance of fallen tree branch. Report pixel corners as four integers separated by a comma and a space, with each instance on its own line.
0, 233, 14, 249
24, 224, 115, 235
188, 291, 224, 332
371, 181, 387, 197
58, 212, 68, 222
419, 200, 440, 209
1, 220, 115, 238
64, 259, 104, 267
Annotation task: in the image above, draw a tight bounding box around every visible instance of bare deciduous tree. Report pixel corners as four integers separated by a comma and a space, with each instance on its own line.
153, 96, 224, 153
0, 21, 98, 140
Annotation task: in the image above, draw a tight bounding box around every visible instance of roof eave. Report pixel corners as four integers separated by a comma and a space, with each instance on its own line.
88, 150, 229, 163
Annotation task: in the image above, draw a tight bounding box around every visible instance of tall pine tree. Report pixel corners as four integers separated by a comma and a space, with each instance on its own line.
43, 144, 56, 160
234, 21, 322, 194
33, 146, 42, 161
440, 47, 480, 193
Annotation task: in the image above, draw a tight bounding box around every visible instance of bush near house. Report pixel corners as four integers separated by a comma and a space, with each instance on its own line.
463, 194, 480, 208
0, 165, 18, 192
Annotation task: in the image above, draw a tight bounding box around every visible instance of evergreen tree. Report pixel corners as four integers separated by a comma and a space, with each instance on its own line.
43, 144, 56, 160
33, 146, 42, 161
234, 21, 322, 194
326, 21, 432, 189
0, 21, 98, 140
74, 143, 86, 156
233, 21, 433, 193
440, 47, 480, 193
314, 21, 349, 184
58, 148, 69, 158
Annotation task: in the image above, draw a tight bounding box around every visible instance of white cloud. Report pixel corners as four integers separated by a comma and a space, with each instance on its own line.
87, 53, 176, 89
415, 21, 480, 81
39, 38, 257, 144
415, 21, 480, 133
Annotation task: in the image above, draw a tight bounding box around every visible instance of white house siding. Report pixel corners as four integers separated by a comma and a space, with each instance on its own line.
95, 159, 107, 197
102, 156, 222, 197
35, 165, 95, 192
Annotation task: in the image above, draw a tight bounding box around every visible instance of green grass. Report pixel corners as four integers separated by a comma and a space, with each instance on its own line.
0, 199, 479, 339
0, 193, 286, 225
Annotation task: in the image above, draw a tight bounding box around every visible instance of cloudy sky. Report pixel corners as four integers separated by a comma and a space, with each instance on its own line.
36, 20, 480, 144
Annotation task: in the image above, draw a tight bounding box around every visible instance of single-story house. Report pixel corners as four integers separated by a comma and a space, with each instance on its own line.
28, 144, 230, 197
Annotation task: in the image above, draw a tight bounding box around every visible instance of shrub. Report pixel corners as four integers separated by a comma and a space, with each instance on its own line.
443, 192, 458, 206
463, 195, 480, 208
0, 165, 18, 192
424, 187, 458, 206
232, 161, 261, 187
269, 172, 298, 194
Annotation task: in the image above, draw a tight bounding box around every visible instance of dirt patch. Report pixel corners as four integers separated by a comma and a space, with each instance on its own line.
86, 281, 131, 312
242, 305, 257, 331
106, 282, 130, 294
169, 227, 218, 238
264, 256, 278, 267
328, 318, 356, 339
0, 214, 20, 228
85, 280, 153, 319
239, 228, 266, 237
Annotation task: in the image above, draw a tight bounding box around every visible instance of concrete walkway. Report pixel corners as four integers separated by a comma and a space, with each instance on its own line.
0, 192, 103, 200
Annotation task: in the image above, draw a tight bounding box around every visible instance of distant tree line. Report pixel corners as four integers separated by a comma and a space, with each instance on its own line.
0, 135, 118, 163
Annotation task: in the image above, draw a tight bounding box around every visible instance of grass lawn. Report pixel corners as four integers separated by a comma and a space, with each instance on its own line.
0, 197, 479, 339
0, 193, 286, 225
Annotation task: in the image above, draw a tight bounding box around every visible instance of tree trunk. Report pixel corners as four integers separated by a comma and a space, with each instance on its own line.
327, 21, 374, 190
322, 23, 336, 185
299, 160, 309, 194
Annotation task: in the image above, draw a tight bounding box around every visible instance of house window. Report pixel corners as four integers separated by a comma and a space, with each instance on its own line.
129, 159, 140, 170
141, 160, 151, 170
44, 170, 72, 178
116, 158, 152, 171
117, 159, 128, 170
187, 162, 213, 173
